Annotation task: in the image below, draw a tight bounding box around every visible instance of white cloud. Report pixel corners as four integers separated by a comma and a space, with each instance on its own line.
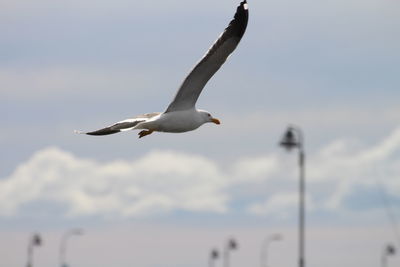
248, 192, 315, 219
230, 155, 280, 183
1, 128, 400, 219
308, 128, 400, 210
0, 148, 230, 217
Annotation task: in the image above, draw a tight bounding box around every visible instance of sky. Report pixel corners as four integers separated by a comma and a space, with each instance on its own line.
1, 0, 400, 266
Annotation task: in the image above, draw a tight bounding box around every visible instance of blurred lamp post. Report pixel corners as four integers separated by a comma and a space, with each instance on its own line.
261, 233, 283, 267
27, 233, 42, 267
59, 228, 84, 267
381, 243, 396, 267
223, 238, 238, 267
209, 249, 219, 267
279, 125, 306, 267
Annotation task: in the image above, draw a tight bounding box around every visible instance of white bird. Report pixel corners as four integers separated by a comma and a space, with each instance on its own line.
77, 1, 249, 138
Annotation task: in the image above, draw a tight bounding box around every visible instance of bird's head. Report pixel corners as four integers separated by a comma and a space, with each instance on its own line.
199, 110, 221, 125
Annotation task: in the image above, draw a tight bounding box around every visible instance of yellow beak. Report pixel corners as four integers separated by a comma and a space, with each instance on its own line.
211, 118, 221, 125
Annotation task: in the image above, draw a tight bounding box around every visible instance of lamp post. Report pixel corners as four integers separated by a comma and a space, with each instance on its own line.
279, 125, 305, 267
209, 249, 219, 267
59, 228, 84, 267
27, 233, 42, 267
381, 243, 396, 267
260, 233, 283, 267
223, 238, 238, 267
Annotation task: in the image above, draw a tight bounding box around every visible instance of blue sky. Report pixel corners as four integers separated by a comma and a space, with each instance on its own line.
1, 0, 400, 266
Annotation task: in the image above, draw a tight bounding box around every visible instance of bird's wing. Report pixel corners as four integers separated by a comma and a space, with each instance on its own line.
76, 112, 160, 136
165, 1, 249, 113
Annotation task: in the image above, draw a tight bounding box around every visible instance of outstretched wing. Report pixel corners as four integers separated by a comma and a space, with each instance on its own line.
77, 112, 160, 136
165, 1, 249, 112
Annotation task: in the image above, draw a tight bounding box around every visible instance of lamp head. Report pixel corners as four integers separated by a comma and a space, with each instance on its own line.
279, 127, 299, 151
228, 239, 238, 250
211, 249, 219, 259
32, 234, 42, 246
271, 233, 283, 241
386, 244, 396, 255
71, 228, 84, 235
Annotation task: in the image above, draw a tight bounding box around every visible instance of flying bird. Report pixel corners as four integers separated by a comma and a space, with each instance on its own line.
77, 1, 249, 138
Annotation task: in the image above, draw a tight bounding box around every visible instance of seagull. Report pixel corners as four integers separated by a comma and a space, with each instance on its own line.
77, 1, 249, 138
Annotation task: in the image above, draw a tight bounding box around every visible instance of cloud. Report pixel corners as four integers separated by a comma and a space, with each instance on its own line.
1, 128, 400, 220
0, 148, 230, 217
308, 128, 400, 211
230, 155, 280, 183
248, 192, 316, 219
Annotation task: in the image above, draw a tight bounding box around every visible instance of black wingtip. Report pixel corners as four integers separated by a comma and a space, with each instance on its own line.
230, 0, 249, 38
85, 128, 121, 136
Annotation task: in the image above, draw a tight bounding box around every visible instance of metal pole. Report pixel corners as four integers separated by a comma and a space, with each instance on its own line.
261, 240, 266, 267
209, 249, 219, 267
381, 252, 387, 267
381, 244, 396, 267
260, 238, 270, 267
299, 148, 305, 267
224, 246, 229, 267
60, 233, 67, 267
27, 242, 33, 267
279, 126, 306, 267
223, 238, 237, 267
59, 229, 83, 267
260, 234, 282, 267
27, 234, 41, 267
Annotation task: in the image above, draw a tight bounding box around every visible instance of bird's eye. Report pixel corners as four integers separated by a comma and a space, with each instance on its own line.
208, 114, 211, 117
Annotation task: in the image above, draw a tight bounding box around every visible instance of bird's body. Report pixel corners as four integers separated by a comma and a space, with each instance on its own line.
77, 1, 248, 138
138, 109, 215, 133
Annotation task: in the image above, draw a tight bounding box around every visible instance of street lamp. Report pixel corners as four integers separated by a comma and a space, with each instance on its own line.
59, 228, 84, 267
209, 248, 219, 267
381, 243, 396, 267
27, 233, 42, 267
260, 233, 283, 267
223, 238, 238, 267
279, 125, 306, 267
